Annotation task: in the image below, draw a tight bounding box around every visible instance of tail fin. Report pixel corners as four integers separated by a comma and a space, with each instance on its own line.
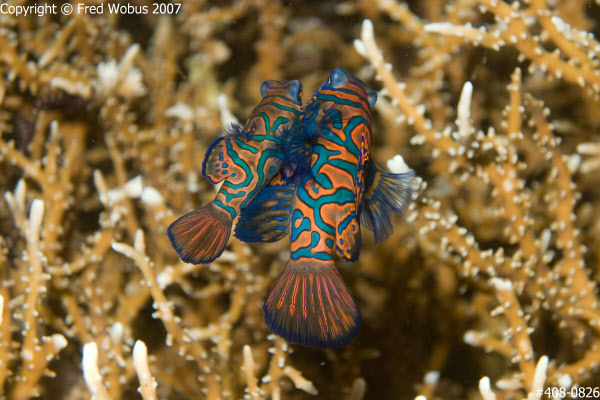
263, 259, 361, 348
361, 165, 417, 243
167, 202, 232, 264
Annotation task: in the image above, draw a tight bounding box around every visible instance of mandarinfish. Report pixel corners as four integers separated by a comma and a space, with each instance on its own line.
167, 80, 303, 264
261, 68, 417, 348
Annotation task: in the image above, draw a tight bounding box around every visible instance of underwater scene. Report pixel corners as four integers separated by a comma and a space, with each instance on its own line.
1, 0, 600, 399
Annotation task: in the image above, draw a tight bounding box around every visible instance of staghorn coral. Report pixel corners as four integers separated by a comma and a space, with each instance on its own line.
0, 0, 599, 399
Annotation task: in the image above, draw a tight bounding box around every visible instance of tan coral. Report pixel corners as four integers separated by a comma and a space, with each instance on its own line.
0, 1, 599, 399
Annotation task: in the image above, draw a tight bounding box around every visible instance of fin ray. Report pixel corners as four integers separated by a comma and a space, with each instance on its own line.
263, 259, 361, 348
235, 176, 294, 243
167, 203, 232, 264
361, 164, 417, 243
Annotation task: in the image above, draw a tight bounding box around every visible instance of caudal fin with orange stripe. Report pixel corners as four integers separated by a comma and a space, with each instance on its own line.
263, 259, 361, 348
167, 202, 232, 264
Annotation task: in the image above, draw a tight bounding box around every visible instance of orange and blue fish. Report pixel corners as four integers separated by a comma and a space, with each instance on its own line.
168, 70, 416, 349
167, 80, 303, 264
257, 68, 416, 348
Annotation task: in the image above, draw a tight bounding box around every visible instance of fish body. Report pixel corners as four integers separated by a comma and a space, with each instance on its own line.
167, 80, 303, 264
262, 68, 417, 348
263, 68, 378, 348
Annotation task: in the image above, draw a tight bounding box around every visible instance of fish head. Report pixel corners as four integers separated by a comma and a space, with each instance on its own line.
322, 68, 377, 110
260, 79, 303, 106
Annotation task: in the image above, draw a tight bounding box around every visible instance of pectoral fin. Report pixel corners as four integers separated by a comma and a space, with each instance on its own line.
361, 164, 417, 242
234, 175, 294, 243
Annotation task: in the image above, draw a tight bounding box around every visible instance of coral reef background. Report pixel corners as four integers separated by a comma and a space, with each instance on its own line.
1, 0, 600, 399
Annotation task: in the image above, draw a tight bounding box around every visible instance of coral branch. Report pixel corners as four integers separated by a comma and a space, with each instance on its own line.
0, 290, 8, 389
478, 0, 600, 91
242, 345, 260, 399
490, 278, 535, 385
355, 19, 462, 167
12, 199, 68, 398
111, 230, 221, 396
0, 2, 599, 398
526, 356, 549, 400
526, 96, 597, 312
282, 366, 319, 396
82, 342, 113, 400
424, 22, 505, 50
133, 340, 158, 400
479, 377, 497, 400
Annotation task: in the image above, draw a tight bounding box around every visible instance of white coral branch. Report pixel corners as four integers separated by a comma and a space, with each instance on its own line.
387, 154, 411, 174
424, 22, 504, 50
456, 81, 474, 139
133, 340, 158, 400
95, 44, 146, 99
479, 377, 497, 400
527, 356, 549, 400
82, 342, 113, 400
217, 93, 240, 127
283, 366, 318, 396
243, 345, 260, 398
